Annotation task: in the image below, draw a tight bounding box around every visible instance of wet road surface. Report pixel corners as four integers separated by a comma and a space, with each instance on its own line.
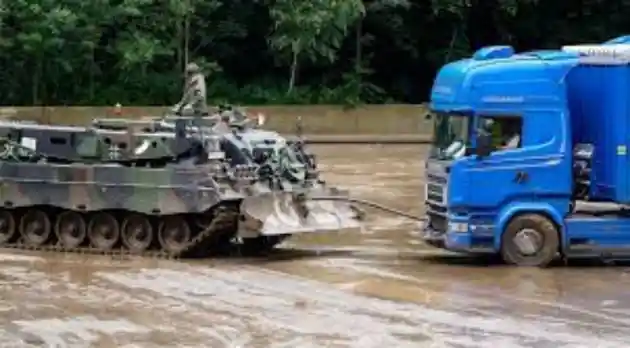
1, 144, 630, 347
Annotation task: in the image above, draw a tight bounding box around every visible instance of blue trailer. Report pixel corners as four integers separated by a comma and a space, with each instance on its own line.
421, 36, 630, 267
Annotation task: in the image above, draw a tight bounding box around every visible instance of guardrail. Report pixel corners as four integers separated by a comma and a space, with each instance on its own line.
0, 104, 433, 144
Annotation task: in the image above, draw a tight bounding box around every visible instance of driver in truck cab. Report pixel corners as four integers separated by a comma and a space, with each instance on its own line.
500, 122, 521, 149
482, 118, 521, 151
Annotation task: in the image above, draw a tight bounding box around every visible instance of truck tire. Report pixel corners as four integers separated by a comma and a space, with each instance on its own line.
500, 213, 559, 267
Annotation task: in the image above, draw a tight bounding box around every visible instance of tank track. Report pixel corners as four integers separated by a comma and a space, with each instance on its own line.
0, 203, 241, 260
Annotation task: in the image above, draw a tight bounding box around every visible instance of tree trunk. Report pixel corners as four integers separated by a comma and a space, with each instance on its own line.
354, 20, 363, 99
177, 15, 183, 74
32, 57, 42, 105
287, 49, 298, 94
89, 45, 95, 100
355, 20, 362, 72
184, 0, 190, 69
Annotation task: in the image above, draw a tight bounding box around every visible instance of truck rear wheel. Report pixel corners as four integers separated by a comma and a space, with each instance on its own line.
500, 213, 559, 267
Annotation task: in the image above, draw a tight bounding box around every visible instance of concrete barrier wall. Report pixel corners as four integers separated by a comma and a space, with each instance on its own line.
0, 104, 434, 143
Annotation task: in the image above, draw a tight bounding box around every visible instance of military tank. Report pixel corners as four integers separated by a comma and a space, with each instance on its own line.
91, 104, 361, 255
0, 111, 359, 258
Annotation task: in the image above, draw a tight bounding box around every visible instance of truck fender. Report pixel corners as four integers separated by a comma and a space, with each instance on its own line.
494, 202, 565, 251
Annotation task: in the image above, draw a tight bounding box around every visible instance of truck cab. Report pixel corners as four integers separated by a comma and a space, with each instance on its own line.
422, 37, 630, 266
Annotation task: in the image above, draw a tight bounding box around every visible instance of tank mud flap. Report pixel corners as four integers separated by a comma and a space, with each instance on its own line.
238, 191, 361, 237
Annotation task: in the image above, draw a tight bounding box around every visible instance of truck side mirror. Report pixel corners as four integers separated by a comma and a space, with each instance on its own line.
475, 132, 493, 158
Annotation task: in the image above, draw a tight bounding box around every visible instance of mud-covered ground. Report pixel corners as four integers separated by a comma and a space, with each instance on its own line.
1, 144, 630, 347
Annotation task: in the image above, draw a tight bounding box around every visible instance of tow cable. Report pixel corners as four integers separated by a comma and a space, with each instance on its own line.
309, 196, 427, 222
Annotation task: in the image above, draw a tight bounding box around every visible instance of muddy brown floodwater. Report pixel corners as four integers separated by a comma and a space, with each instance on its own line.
1, 145, 630, 347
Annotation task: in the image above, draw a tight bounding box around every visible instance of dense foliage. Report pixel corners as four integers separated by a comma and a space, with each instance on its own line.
0, 0, 627, 106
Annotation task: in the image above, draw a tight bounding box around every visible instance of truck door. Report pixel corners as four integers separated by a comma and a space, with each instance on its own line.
465, 113, 550, 208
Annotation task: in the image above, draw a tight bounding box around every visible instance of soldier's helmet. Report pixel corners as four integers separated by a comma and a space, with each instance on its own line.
185, 62, 201, 74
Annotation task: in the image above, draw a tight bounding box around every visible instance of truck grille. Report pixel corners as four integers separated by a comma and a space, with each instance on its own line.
426, 183, 443, 203
425, 173, 447, 233
425, 173, 446, 205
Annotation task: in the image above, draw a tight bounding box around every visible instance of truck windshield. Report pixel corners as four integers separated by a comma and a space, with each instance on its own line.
429, 112, 470, 160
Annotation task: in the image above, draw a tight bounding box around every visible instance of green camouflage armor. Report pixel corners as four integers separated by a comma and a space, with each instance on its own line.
0, 113, 359, 259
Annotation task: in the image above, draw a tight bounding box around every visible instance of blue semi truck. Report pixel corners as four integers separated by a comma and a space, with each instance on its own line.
421, 35, 630, 267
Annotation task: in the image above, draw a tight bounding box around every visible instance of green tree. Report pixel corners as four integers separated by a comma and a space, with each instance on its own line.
0, 0, 627, 106
268, 0, 365, 94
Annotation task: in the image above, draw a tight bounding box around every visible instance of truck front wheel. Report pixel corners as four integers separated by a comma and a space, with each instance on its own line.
500, 214, 559, 267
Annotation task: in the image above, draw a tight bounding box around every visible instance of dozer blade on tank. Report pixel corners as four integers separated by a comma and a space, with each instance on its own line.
238, 186, 361, 237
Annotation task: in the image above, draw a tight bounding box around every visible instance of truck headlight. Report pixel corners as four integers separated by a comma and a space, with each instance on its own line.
448, 222, 468, 233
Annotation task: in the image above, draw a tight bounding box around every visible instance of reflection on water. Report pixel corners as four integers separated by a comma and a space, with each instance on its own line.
0, 144, 627, 347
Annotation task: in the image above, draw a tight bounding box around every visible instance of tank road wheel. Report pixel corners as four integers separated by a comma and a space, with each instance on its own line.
19, 209, 51, 247
87, 212, 120, 251
501, 214, 559, 267
55, 211, 87, 248
158, 217, 191, 254
0, 210, 16, 245
121, 214, 153, 253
